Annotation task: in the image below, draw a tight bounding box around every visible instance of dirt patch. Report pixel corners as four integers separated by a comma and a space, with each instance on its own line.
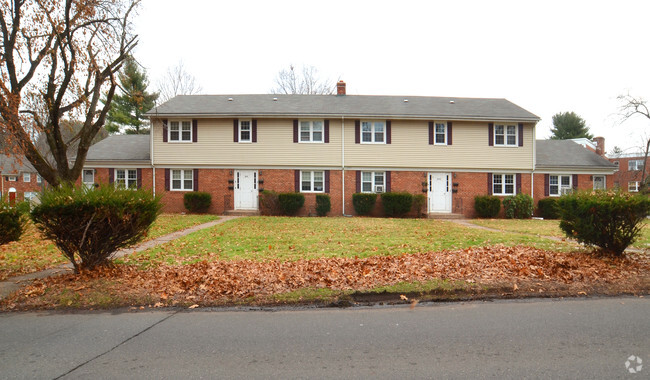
2, 245, 649, 310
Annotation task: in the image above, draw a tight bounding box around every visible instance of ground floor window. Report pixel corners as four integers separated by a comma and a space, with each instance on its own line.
301, 171, 324, 192
362, 171, 385, 193
83, 169, 95, 188
172, 169, 193, 191
593, 175, 605, 190
115, 169, 137, 189
24, 192, 38, 202
629, 181, 640, 192
549, 175, 572, 196
493, 174, 515, 195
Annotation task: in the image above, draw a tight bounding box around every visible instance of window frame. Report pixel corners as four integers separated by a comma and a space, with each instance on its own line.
7, 176, 16, 182
361, 171, 386, 193
36, 174, 42, 183
434, 122, 447, 145
239, 120, 252, 143
492, 173, 515, 196
114, 169, 138, 189
300, 170, 325, 193
592, 175, 606, 190
299, 120, 324, 143
82, 169, 95, 188
168, 120, 192, 142
628, 160, 644, 171
360, 121, 386, 144
23, 173, 30, 182
548, 174, 572, 196
170, 169, 194, 191
629, 181, 640, 192
494, 123, 518, 147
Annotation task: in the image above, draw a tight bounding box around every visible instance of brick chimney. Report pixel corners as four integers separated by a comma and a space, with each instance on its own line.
593, 136, 605, 156
336, 80, 346, 96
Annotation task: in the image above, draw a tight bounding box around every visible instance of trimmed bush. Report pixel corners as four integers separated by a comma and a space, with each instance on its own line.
381, 192, 413, 217
278, 192, 305, 216
474, 195, 501, 218
30, 185, 161, 272
502, 193, 534, 219
260, 190, 280, 216
557, 190, 650, 256
412, 194, 427, 218
537, 197, 560, 219
315, 194, 331, 216
352, 193, 377, 216
0, 200, 26, 245
183, 191, 212, 213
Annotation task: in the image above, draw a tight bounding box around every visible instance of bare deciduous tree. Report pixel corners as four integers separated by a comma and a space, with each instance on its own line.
618, 94, 650, 191
271, 64, 335, 95
157, 61, 202, 103
0, 0, 139, 186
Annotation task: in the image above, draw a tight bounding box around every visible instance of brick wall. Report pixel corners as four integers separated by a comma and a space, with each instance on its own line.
1, 172, 47, 202
610, 157, 648, 192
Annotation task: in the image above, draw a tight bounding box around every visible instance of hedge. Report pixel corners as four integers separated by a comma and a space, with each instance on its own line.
474, 195, 501, 218
315, 194, 331, 216
183, 192, 212, 213
278, 192, 305, 216
381, 192, 413, 217
352, 193, 377, 216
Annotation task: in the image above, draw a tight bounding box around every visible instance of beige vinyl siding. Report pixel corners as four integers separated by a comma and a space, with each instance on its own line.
153, 118, 342, 167
345, 120, 534, 170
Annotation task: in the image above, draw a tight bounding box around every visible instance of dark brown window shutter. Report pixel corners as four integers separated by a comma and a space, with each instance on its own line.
355, 120, 360, 144
428, 122, 434, 145
192, 119, 198, 142
487, 173, 493, 195
488, 123, 494, 146
293, 120, 299, 143
165, 169, 170, 191
324, 120, 330, 143
518, 123, 523, 147
386, 171, 391, 192
137, 168, 142, 189
325, 170, 330, 193
544, 174, 550, 196
572, 174, 578, 189
193, 169, 199, 191
516, 173, 522, 194
447, 122, 453, 145
386, 120, 391, 144
162, 119, 168, 142
233, 119, 239, 142
252, 119, 257, 143
109, 168, 114, 184
356, 171, 361, 193
294, 170, 300, 192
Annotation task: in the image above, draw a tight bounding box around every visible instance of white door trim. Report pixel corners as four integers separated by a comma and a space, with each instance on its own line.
234, 170, 259, 210
428, 172, 452, 213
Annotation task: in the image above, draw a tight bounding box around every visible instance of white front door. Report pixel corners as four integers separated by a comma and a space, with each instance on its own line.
234, 170, 258, 210
428, 172, 452, 213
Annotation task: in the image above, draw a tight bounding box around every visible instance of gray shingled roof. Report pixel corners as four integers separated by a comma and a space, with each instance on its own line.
536, 140, 616, 169
146, 94, 540, 122
85, 135, 150, 161
0, 155, 35, 175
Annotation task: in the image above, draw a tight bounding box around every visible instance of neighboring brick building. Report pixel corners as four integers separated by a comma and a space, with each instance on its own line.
608, 154, 648, 193
0, 155, 47, 205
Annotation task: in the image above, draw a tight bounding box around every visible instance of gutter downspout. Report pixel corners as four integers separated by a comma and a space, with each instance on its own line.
341, 115, 348, 215
151, 116, 156, 197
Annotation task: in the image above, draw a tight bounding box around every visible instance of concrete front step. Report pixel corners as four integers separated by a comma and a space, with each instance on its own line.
427, 212, 465, 220
223, 209, 261, 216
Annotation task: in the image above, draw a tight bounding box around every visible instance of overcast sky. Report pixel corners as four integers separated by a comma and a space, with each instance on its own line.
133, 0, 650, 153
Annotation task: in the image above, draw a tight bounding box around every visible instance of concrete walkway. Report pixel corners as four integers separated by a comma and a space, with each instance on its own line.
0, 215, 242, 300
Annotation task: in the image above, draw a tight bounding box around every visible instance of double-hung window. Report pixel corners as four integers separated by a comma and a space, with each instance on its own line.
23, 173, 30, 182
493, 174, 515, 195
169, 121, 192, 142
549, 175, 572, 196
434, 122, 447, 145
593, 175, 605, 190
171, 169, 193, 191
301, 171, 324, 192
629, 181, 640, 192
115, 169, 137, 189
239, 120, 251, 142
36, 174, 42, 183
300, 121, 323, 143
83, 169, 95, 189
361, 171, 385, 193
361, 121, 385, 144
494, 124, 517, 146
628, 160, 644, 171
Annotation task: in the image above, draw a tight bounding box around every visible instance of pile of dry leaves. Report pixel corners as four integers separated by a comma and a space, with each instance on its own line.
4, 245, 649, 309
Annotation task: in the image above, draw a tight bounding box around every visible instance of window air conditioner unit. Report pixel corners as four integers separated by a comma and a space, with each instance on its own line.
374, 185, 384, 193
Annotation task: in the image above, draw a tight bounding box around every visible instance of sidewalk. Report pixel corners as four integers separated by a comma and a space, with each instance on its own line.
0, 215, 241, 300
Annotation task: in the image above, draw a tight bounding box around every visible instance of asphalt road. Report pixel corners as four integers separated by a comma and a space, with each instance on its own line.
0, 297, 648, 379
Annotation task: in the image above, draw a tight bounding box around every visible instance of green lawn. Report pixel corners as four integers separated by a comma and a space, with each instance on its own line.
123, 216, 578, 268
0, 213, 219, 281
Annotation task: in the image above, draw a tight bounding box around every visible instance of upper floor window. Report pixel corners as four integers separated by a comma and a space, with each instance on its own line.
115, 169, 137, 189
493, 174, 515, 195
629, 181, 640, 192
301, 171, 324, 192
239, 120, 251, 142
7, 176, 16, 182
36, 174, 42, 183
172, 169, 193, 191
549, 175, 572, 196
434, 122, 447, 145
628, 159, 644, 171
494, 124, 517, 146
300, 121, 324, 143
169, 121, 192, 142
361, 121, 385, 144
23, 173, 30, 182
361, 171, 385, 193
613, 161, 619, 172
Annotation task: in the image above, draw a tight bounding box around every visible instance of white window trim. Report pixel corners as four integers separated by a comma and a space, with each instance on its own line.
239, 120, 252, 143
82, 169, 95, 188
492, 173, 516, 196
592, 175, 606, 190
434, 122, 447, 145
168, 120, 193, 143
36, 174, 42, 183
23, 173, 30, 182
114, 169, 138, 189
361, 171, 386, 193
629, 181, 640, 192
299, 120, 324, 143
493, 123, 518, 147
300, 170, 325, 193
171, 169, 194, 191
628, 160, 644, 171
7, 176, 16, 182
360, 121, 386, 144
548, 174, 572, 197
